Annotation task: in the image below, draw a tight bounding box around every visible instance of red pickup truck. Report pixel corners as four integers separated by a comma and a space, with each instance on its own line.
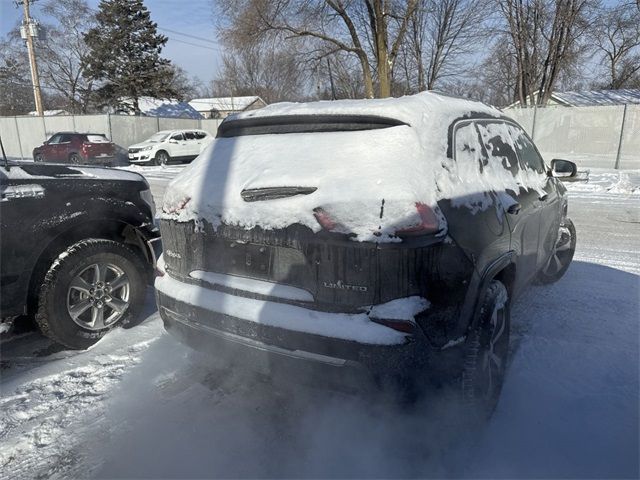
33, 132, 117, 166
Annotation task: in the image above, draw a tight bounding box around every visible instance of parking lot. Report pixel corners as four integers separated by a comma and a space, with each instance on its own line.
1, 165, 638, 479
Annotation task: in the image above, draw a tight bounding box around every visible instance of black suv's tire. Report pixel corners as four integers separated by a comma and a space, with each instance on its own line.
154, 151, 170, 166
461, 280, 510, 418
536, 218, 576, 285
35, 239, 146, 349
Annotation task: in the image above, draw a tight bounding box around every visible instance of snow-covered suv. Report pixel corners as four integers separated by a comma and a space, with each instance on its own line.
128, 129, 213, 165
155, 92, 577, 412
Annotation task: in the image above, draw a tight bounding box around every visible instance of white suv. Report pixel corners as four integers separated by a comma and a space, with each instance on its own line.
128, 129, 214, 165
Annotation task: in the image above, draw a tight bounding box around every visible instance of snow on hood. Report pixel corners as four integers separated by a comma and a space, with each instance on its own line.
161, 92, 544, 241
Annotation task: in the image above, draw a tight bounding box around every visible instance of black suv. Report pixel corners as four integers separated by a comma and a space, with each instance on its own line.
0, 160, 160, 349
155, 93, 577, 411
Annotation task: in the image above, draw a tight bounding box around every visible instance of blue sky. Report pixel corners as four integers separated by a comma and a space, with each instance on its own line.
0, 0, 223, 82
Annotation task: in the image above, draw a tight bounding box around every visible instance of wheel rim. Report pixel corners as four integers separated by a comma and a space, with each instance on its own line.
542, 224, 573, 276
71, 154, 80, 164
66, 263, 130, 330
480, 302, 508, 400
158, 153, 168, 165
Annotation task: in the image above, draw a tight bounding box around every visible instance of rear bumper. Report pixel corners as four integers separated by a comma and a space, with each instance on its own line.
83, 155, 117, 166
155, 282, 432, 378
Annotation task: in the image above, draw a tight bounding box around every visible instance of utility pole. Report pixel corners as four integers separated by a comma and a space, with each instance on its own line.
20, 0, 44, 116
326, 58, 336, 100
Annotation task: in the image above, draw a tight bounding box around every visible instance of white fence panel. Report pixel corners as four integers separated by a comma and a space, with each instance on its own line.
200, 119, 222, 136
109, 115, 159, 149
73, 115, 111, 137
14, 116, 47, 160
0, 117, 22, 159
618, 105, 640, 170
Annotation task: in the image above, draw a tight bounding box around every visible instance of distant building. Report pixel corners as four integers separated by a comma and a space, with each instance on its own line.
188, 96, 267, 119
505, 89, 640, 108
28, 109, 70, 116
114, 97, 203, 119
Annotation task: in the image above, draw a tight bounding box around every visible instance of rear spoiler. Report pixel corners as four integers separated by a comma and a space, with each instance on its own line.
217, 114, 409, 138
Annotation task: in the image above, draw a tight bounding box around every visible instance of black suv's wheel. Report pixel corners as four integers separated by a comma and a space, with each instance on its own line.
35, 239, 146, 349
461, 280, 510, 417
536, 218, 576, 285
154, 151, 170, 166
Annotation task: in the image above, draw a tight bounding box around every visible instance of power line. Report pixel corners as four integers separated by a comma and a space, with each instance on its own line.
165, 36, 220, 52
158, 27, 219, 46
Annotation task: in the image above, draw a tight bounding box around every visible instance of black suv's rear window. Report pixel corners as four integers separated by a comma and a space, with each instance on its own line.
217, 115, 408, 138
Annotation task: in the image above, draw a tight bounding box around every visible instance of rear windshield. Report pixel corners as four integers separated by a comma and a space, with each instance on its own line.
86, 134, 110, 143
217, 115, 408, 138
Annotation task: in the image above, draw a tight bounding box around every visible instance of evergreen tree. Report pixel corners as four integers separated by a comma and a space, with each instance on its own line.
83, 0, 178, 113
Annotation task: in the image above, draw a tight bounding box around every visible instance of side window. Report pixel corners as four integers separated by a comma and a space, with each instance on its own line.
171, 133, 184, 141
509, 126, 545, 174
47, 134, 62, 144
195, 131, 207, 139
59, 134, 72, 143
184, 131, 196, 140
454, 122, 488, 174
476, 122, 520, 177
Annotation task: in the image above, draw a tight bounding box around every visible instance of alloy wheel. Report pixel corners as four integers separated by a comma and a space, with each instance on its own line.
157, 152, 168, 166
542, 224, 573, 276
66, 262, 130, 330
480, 302, 508, 400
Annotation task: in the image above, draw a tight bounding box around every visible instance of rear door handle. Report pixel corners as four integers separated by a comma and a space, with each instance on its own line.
507, 203, 521, 215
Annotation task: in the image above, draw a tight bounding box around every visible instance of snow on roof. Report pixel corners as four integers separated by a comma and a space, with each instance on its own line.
28, 109, 70, 116
233, 91, 501, 129
554, 89, 640, 107
189, 96, 263, 112
134, 97, 202, 119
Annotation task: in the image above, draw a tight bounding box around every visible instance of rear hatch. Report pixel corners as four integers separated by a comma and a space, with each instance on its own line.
82, 134, 115, 158
160, 115, 448, 311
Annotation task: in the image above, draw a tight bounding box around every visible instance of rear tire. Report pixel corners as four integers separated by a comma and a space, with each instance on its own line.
154, 151, 170, 166
69, 153, 81, 164
35, 239, 146, 349
460, 280, 510, 418
536, 218, 576, 285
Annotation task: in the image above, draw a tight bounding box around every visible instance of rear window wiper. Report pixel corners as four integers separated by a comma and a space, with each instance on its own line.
217, 115, 409, 138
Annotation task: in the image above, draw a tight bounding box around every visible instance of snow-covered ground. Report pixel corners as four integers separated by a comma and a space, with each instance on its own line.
1, 167, 638, 479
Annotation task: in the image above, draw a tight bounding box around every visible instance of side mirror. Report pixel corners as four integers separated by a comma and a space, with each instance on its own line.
550, 159, 577, 179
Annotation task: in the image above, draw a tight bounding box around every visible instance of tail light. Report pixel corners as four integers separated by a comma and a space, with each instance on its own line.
395, 203, 440, 236
163, 196, 191, 214
313, 207, 337, 231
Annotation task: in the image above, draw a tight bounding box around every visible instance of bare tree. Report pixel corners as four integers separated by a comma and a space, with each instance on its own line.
37, 0, 96, 113
0, 40, 35, 115
407, 0, 488, 91
211, 40, 307, 103
215, 0, 418, 98
497, 0, 594, 106
590, 2, 640, 89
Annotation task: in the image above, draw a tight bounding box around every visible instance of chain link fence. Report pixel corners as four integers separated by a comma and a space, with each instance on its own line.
0, 114, 223, 161
506, 104, 639, 170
